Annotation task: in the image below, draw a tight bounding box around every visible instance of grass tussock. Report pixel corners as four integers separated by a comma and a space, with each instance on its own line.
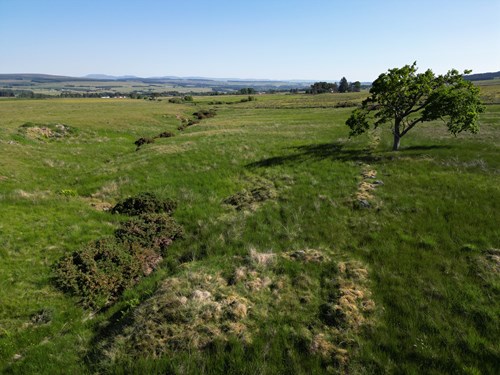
352, 164, 383, 209
223, 176, 278, 211
18, 122, 77, 140
97, 249, 375, 373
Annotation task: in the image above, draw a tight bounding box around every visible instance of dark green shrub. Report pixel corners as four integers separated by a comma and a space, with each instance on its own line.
168, 97, 183, 104
193, 109, 216, 120
53, 239, 144, 309
115, 213, 184, 253
156, 131, 175, 138
111, 192, 176, 216
334, 101, 357, 108
134, 137, 155, 149
240, 96, 256, 103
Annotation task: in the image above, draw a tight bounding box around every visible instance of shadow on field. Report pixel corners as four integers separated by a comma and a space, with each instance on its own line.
402, 145, 452, 151
246, 142, 376, 168
246, 142, 453, 169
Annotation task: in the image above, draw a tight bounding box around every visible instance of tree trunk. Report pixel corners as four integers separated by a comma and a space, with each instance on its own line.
393, 119, 401, 151
392, 133, 401, 151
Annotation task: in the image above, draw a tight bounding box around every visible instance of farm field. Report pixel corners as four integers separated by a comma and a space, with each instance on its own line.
0, 89, 499, 374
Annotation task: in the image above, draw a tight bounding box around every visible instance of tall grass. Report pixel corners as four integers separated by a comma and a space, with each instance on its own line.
0, 91, 498, 374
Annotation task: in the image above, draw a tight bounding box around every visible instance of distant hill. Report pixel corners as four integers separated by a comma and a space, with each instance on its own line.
84, 74, 140, 80
464, 71, 500, 81
0, 73, 91, 82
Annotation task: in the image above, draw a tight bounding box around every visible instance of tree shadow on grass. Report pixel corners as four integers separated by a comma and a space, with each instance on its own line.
402, 145, 452, 151
246, 142, 453, 169
247, 142, 376, 169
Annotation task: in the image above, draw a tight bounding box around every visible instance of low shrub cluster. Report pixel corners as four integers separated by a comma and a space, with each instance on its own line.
176, 108, 216, 132
53, 239, 145, 309
193, 109, 216, 120
334, 101, 357, 108
156, 131, 175, 138
168, 95, 193, 104
177, 118, 199, 131
134, 137, 155, 149
206, 96, 256, 105
111, 192, 176, 216
134, 131, 176, 150
115, 213, 183, 252
53, 193, 182, 309
239, 95, 256, 103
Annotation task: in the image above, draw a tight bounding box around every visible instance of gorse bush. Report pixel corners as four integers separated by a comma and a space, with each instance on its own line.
156, 131, 175, 138
111, 192, 176, 216
134, 137, 155, 149
115, 213, 184, 253
53, 238, 144, 309
54, 193, 183, 309
193, 109, 216, 120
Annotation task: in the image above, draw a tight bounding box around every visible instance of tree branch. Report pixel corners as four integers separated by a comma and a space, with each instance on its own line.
400, 117, 423, 136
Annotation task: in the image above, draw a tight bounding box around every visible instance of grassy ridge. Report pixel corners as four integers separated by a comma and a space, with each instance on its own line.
0, 92, 499, 374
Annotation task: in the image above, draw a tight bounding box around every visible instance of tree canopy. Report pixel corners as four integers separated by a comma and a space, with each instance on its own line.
346, 63, 484, 150
338, 77, 349, 93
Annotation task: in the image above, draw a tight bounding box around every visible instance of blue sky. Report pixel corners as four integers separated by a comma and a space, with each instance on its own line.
1, 0, 499, 81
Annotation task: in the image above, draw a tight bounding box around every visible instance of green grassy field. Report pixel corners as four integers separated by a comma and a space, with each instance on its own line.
0, 90, 499, 374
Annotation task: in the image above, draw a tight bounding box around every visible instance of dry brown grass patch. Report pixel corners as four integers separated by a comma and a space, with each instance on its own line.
249, 248, 276, 267
283, 249, 330, 263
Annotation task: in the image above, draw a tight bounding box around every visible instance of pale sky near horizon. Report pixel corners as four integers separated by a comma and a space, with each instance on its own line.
1, 0, 499, 81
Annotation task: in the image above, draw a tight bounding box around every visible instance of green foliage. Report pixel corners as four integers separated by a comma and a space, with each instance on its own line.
351, 81, 361, 92
346, 62, 485, 150
193, 109, 217, 120
134, 136, 155, 149
114, 213, 184, 253
168, 95, 194, 104
111, 192, 176, 216
338, 77, 349, 93
52, 238, 144, 309
240, 95, 257, 103
156, 131, 175, 138
57, 188, 78, 197
308, 81, 338, 94
238, 87, 256, 95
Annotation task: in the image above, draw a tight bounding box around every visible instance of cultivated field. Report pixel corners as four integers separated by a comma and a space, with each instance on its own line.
0, 88, 499, 374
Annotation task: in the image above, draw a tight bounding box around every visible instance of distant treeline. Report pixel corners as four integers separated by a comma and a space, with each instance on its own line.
464, 71, 500, 81
0, 87, 297, 99
306, 77, 364, 94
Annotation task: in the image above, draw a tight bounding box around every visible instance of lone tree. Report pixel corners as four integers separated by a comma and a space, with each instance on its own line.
338, 77, 349, 93
346, 62, 484, 150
